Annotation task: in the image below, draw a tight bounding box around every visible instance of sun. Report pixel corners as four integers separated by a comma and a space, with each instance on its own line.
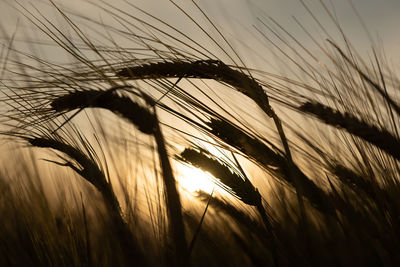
176, 163, 215, 194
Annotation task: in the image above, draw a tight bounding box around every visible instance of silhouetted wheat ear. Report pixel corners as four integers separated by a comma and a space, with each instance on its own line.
207, 118, 335, 215
117, 60, 272, 116
52, 89, 188, 263
25, 136, 148, 266
26, 137, 119, 210
179, 148, 261, 206
51, 90, 156, 134
300, 101, 400, 161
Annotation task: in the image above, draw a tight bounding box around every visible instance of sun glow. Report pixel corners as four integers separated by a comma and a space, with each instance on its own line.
176, 164, 215, 194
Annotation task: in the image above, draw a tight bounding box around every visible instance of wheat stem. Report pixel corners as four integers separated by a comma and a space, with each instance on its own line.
152, 108, 189, 267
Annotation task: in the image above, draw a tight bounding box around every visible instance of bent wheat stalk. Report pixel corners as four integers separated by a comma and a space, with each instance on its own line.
50, 89, 188, 266
24, 135, 147, 267
208, 118, 335, 216
117, 60, 272, 115
118, 59, 303, 219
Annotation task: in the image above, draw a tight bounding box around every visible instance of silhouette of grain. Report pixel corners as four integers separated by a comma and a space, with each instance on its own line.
300, 101, 400, 161
179, 148, 261, 206
51, 90, 156, 134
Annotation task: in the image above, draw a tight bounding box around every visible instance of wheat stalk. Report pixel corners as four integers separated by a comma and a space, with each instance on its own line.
117, 60, 273, 116
23, 135, 148, 266
151, 109, 189, 266
26, 137, 120, 211
118, 59, 308, 221
207, 118, 335, 216
50, 89, 188, 266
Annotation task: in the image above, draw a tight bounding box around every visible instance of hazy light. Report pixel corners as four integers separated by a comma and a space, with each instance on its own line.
176, 163, 215, 194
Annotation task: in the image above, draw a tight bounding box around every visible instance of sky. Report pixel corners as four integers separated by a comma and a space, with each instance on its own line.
2, 0, 399, 62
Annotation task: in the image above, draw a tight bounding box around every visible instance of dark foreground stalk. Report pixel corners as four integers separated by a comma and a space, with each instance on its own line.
152, 108, 189, 267
51, 89, 189, 266
49, 89, 189, 265
270, 110, 307, 215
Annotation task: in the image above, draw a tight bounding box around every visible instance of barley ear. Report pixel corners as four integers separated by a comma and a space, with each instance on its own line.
51, 90, 156, 135
25, 136, 148, 266
300, 101, 400, 161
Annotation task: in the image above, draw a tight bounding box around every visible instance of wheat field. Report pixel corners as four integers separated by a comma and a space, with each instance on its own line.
1, 1, 400, 266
